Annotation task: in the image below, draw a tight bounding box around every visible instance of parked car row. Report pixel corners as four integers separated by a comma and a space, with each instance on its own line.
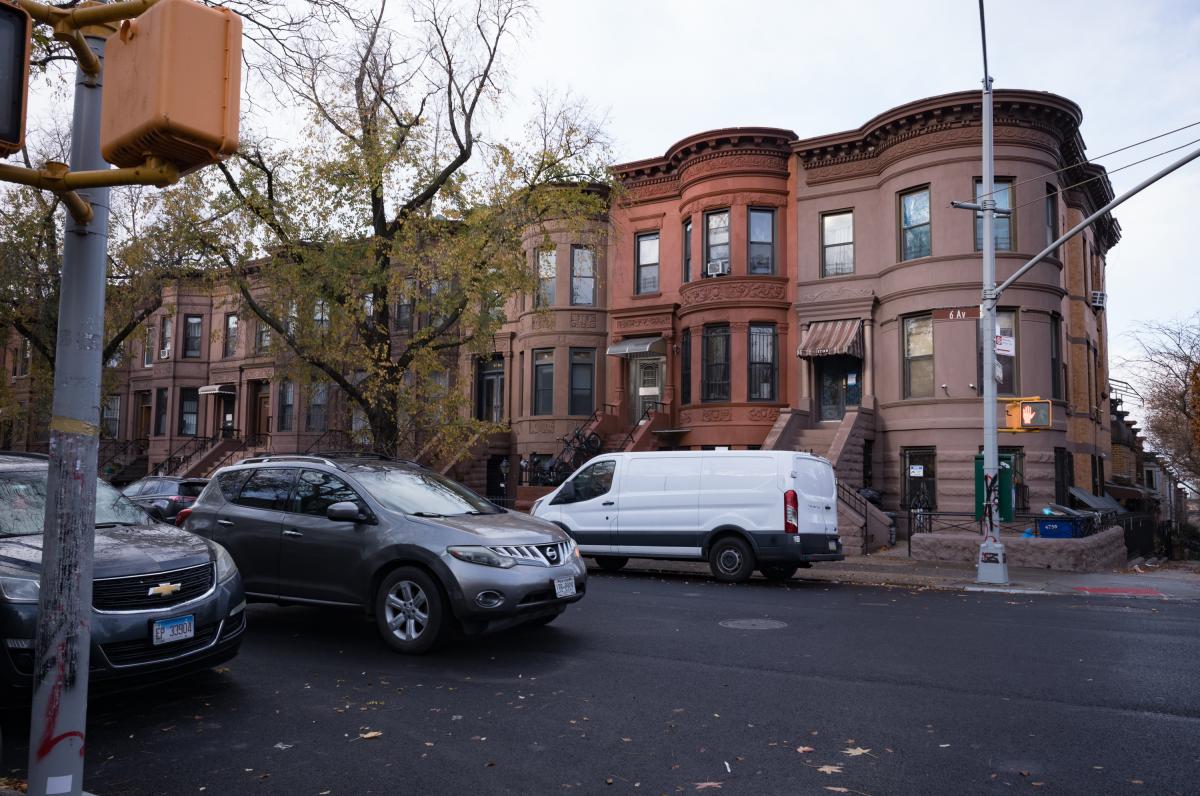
1, 447, 840, 696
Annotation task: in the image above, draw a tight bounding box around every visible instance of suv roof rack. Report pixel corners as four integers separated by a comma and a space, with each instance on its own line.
238, 455, 343, 470
317, 451, 423, 467
0, 450, 50, 460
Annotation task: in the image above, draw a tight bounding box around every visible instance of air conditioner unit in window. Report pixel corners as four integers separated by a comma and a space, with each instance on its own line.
159, 345, 171, 359
706, 259, 729, 277
1090, 291, 1107, 310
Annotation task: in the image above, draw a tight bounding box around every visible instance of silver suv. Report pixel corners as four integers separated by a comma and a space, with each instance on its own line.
184, 454, 586, 654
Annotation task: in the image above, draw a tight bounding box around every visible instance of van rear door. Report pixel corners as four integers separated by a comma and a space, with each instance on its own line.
792, 456, 837, 535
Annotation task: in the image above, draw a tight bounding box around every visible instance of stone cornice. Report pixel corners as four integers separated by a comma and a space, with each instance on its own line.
678, 276, 789, 316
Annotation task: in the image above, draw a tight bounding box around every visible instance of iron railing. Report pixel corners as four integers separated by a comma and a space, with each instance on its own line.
98, 439, 146, 477
524, 410, 604, 487
616, 401, 662, 454
205, 433, 271, 475
153, 433, 223, 477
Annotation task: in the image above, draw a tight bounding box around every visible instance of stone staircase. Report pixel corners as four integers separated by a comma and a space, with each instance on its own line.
792, 427, 838, 458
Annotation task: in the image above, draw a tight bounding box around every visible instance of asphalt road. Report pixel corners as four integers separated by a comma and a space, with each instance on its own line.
3, 570, 1199, 795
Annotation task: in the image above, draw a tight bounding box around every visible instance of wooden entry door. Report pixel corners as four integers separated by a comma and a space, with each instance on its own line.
135, 392, 153, 440
255, 388, 270, 436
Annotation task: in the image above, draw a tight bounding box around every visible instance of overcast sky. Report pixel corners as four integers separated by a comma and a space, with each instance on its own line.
502, 0, 1200, 409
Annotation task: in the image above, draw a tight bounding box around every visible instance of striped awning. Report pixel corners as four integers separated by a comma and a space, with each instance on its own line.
796, 319, 864, 358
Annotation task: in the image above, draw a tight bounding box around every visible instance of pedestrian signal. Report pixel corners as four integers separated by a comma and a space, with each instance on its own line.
1018, 399, 1051, 429
0, 0, 31, 157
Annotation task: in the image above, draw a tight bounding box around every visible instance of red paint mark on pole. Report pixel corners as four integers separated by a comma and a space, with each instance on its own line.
1073, 587, 1164, 597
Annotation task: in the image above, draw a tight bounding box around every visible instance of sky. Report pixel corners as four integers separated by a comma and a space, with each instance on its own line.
499, 0, 1200, 416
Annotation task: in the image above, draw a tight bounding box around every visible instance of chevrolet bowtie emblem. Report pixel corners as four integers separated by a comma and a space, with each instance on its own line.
148, 582, 182, 598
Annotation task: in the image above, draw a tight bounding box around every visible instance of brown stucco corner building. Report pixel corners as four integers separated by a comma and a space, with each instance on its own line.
1, 89, 1122, 549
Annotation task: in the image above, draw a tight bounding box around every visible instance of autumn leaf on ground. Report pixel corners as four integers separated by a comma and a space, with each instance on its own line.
358, 730, 383, 740
842, 747, 874, 758
693, 782, 723, 790
805, 763, 844, 775
824, 787, 873, 795
796, 746, 816, 754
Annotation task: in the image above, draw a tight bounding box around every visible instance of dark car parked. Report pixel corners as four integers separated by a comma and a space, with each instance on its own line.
184, 454, 586, 654
122, 476, 210, 522
0, 453, 245, 697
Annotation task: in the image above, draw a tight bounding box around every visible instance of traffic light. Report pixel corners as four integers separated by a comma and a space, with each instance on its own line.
0, 0, 31, 157
1017, 399, 1051, 429
100, 0, 241, 174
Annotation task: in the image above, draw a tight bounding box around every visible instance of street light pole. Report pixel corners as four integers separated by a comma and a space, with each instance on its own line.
27, 28, 111, 796
975, 0, 1009, 583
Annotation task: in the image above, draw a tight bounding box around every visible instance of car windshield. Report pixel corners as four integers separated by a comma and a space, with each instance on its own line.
0, 470, 151, 536
352, 468, 501, 516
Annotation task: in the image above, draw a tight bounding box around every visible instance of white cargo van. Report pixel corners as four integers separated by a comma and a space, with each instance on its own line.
530, 450, 842, 583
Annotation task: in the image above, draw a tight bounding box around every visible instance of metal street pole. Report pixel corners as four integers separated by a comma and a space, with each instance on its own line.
27, 28, 112, 796
975, 0, 1009, 584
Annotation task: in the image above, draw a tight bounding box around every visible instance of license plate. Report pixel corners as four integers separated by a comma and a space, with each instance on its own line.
152, 615, 195, 646
553, 576, 576, 599
828, 540, 838, 552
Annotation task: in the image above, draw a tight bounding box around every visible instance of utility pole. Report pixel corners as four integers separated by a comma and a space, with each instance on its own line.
953, 2, 1200, 585
26, 24, 113, 796
962, 0, 1010, 584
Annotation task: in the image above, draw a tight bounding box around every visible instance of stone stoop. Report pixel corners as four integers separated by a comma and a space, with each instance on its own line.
837, 498, 867, 556
794, 428, 837, 458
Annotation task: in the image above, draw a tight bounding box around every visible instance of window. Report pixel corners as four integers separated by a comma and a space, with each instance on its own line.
748, 324, 777, 401
535, 248, 556, 308
977, 309, 1018, 396
233, 469, 295, 511
903, 314, 934, 399
682, 218, 692, 283
101, 396, 120, 439
293, 470, 360, 516
701, 325, 730, 402
183, 315, 203, 358
314, 300, 330, 332
974, 178, 1013, 251
143, 326, 154, 367
748, 208, 775, 274
1054, 447, 1073, 506
153, 388, 167, 436
395, 278, 415, 332
160, 317, 173, 359
636, 232, 659, 294
901, 447, 937, 509
704, 210, 730, 277
255, 321, 270, 354
566, 459, 615, 503
568, 349, 595, 416
1050, 315, 1063, 400
1045, 184, 1059, 249
223, 313, 239, 358
277, 380, 294, 431
533, 349, 554, 416
178, 388, 199, 436
821, 211, 854, 277
216, 469, 252, 502
306, 382, 328, 431
899, 187, 931, 260
18, 339, 29, 376
680, 328, 692, 405
570, 246, 594, 306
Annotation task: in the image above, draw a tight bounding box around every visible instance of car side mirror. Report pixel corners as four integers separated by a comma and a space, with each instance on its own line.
327, 501, 370, 523
550, 480, 577, 505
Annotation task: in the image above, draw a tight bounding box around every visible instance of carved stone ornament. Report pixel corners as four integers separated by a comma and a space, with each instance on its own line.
679, 410, 693, 425
569, 313, 599, 329
701, 408, 733, 422
747, 407, 780, 422
616, 314, 673, 330
680, 152, 789, 183
531, 314, 554, 330
795, 286, 875, 304
680, 279, 787, 308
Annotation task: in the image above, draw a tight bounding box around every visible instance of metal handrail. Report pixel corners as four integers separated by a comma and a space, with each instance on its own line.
836, 481, 870, 556
99, 438, 146, 474
154, 433, 224, 476
206, 433, 271, 475
617, 401, 662, 454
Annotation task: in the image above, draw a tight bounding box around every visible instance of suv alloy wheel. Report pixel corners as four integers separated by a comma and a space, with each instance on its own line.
375, 567, 446, 654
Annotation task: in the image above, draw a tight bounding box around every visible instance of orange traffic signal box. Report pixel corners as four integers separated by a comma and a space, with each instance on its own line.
100, 0, 241, 174
0, 0, 31, 157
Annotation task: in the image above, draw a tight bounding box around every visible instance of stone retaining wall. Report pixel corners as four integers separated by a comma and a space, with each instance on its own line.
910, 527, 1127, 572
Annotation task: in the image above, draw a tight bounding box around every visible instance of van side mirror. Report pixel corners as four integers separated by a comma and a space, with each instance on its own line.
327, 501, 370, 523
550, 480, 577, 505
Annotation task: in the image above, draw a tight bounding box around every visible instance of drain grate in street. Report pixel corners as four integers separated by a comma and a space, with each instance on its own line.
719, 618, 787, 630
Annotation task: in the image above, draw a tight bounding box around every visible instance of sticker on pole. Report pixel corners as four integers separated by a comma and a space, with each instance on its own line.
995, 335, 1015, 357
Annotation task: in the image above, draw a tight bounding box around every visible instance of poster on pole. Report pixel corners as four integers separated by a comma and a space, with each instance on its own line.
995, 335, 1015, 357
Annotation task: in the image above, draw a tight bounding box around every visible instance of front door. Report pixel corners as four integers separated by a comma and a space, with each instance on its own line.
817, 356, 862, 421
135, 393, 153, 440
630, 357, 663, 423
219, 393, 236, 437
476, 357, 504, 422
255, 386, 270, 437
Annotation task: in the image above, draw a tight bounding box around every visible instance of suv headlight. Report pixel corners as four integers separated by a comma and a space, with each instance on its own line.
0, 575, 40, 603
211, 542, 238, 583
447, 546, 516, 569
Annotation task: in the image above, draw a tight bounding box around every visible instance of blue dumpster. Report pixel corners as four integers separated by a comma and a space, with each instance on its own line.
1037, 517, 1081, 538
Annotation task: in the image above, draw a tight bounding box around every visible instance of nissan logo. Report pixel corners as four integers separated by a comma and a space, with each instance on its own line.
544, 547, 558, 561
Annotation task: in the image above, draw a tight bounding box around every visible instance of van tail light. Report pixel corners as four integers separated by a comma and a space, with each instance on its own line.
784, 490, 799, 534
175, 507, 193, 527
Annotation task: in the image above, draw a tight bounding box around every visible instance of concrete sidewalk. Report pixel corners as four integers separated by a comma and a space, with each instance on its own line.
599, 548, 1200, 600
